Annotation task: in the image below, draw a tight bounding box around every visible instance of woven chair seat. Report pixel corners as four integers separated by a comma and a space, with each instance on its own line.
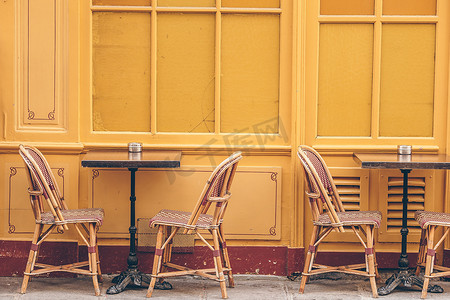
149, 209, 220, 229
39, 208, 104, 225
314, 210, 382, 228
415, 210, 450, 229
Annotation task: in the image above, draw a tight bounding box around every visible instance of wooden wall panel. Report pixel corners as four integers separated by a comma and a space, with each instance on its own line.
90, 166, 282, 240
2, 154, 76, 240
16, 0, 68, 130
28, 0, 56, 122
3, 166, 36, 235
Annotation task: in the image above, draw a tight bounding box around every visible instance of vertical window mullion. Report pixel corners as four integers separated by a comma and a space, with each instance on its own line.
151, 1, 157, 134
372, 0, 382, 139
150, 0, 158, 134
215, 0, 221, 134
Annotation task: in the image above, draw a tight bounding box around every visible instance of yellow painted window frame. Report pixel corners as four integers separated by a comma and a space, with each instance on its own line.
304, 0, 449, 152
80, 0, 292, 150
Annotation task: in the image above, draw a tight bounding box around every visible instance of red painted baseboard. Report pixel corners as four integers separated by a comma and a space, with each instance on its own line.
79, 245, 304, 276
3, 240, 449, 277
0, 240, 78, 277
444, 249, 450, 267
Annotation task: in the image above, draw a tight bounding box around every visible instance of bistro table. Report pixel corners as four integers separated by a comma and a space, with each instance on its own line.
353, 152, 450, 296
82, 149, 181, 294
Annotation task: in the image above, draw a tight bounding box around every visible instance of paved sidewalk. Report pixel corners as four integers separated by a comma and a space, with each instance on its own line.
1, 271, 450, 299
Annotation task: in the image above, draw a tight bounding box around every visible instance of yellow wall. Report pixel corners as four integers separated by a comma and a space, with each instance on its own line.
1, 0, 450, 258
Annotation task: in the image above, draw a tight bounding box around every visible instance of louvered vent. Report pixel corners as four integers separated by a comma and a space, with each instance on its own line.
387, 176, 425, 233
334, 176, 361, 211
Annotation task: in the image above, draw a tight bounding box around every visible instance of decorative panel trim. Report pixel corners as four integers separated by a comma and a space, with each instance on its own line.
7, 166, 65, 235
15, 0, 68, 131
90, 166, 281, 240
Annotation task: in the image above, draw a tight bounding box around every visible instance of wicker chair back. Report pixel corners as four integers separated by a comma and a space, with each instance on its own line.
19, 145, 68, 229
185, 151, 242, 232
298, 146, 345, 232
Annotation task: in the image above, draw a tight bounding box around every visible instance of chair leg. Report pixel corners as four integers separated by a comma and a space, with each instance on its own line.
212, 229, 227, 299
147, 225, 165, 298
160, 227, 171, 272
159, 226, 174, 286
219, 225, 234, 288
421, 226, 436, 299
365, 225, 378, 298
299, 225, 320, 294
372, 246, 380, 280
95, 243, 103, 283
21, 224, 42, 294
89, 223, 100, 296
416, 229, 427, 276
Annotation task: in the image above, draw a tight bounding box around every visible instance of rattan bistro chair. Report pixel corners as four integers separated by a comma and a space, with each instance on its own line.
414, 210, 450, 298
146, 152, 242, 299
19, 145, 104, 296
297, 146, 381, 297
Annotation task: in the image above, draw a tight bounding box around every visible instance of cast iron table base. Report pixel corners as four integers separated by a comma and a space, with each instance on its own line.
377, 169, 443, 296
106, 269, 172, 294
105, 168, 173, 295
378, 270, 443, 296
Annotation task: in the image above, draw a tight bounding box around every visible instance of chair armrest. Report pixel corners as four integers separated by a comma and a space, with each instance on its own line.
27, 188, 43, 196
208, 192, 231, 202
305, 191, 320, 199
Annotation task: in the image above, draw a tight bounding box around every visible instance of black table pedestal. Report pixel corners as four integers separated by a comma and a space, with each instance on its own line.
106, 168, 172, 294
378, 169, 443, 296
378, 270, 442, 295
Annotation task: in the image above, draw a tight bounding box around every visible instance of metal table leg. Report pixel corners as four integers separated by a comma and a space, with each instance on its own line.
106, 168, 172, 294
378, 169, 443, 296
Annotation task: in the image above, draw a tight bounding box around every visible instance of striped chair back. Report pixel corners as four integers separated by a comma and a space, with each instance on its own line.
298, 146, 345, 232
184, 152, 242, 232
19, 145, 69, 230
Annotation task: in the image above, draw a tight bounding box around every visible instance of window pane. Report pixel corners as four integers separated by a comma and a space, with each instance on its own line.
92, 0, 151, 5
221, 14, 280, 133
380, 24, 435, 137
158, 0, 214, 7
318, 24, 373, 137
157, 13, 215, 133
383, 0, 436, 15
92, 12, 151, 132
222, 0, 280, 8
321, 0, 374, 15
